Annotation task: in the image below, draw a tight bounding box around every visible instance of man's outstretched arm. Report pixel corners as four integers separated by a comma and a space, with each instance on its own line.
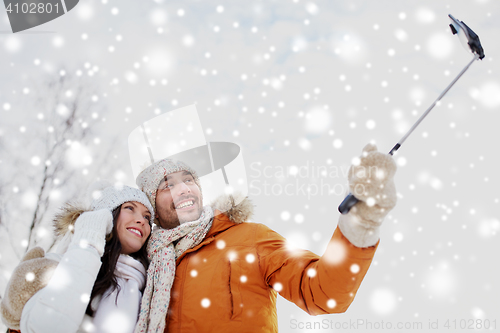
256, 223, 377, 315
256, 143, 397, 315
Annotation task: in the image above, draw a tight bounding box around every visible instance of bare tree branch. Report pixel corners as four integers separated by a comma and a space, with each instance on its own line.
1, 68, 113, 258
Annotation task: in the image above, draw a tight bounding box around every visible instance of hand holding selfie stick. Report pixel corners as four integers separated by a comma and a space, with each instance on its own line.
339, 14, 485, 214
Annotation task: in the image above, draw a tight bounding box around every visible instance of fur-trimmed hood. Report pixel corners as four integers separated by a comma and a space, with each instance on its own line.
210, 193, 254, 224
53, 193, 254, 237
52, 202, 88, 238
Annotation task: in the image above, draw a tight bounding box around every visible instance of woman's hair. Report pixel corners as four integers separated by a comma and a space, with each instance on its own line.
86, 204, 150, 316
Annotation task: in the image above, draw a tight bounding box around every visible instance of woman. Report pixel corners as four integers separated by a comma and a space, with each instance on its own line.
1, 184, 154, 333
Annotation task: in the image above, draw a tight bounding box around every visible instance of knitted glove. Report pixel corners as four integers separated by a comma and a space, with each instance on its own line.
0, 247, 58, 330
339, 143, 397, 247
69, 209, 113, 256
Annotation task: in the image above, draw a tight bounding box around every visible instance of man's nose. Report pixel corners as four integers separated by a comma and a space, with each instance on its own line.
175, 181, 191, 195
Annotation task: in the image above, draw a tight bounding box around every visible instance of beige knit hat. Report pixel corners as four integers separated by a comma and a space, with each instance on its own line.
136, 158, 202, 212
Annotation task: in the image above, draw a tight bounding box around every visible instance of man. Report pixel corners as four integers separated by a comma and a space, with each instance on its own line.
134, 143, 397, 333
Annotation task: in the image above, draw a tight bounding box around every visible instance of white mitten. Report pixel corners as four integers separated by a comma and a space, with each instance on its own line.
339, 143, 397, 247
69, 209, 113, 256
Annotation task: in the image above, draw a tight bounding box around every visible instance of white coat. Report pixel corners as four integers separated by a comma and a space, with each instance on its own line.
20, 241, 146, 333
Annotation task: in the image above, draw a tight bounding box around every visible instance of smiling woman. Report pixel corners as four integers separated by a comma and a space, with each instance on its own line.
0, 184, 155, 333
115, 201, 152, 255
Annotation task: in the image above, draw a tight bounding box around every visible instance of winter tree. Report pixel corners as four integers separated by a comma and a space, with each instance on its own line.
0, 68, 122, 299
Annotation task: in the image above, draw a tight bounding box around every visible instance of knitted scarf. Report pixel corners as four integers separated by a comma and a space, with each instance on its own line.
134, 206, 214, 333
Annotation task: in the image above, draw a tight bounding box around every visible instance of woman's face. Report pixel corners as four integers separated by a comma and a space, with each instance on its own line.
116, 202, 151, 255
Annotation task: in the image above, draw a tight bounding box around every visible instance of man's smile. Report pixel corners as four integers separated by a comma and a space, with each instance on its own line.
175, 199, 195, 210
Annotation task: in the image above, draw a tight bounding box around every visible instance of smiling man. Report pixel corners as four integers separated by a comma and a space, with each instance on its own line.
134, 144, 398, 333
154, 171, 203, 229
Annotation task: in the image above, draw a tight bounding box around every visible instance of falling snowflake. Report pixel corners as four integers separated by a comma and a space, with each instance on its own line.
280, 211, 291, 221
201, 298, 211, 308
370, 288, 397, 315
25, 272, 35, 282
327, 299, 337, 309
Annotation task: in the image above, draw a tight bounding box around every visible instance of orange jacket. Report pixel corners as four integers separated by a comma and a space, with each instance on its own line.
164, 203, 378, 332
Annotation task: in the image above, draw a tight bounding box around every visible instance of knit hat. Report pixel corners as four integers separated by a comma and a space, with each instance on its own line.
136, 158, 202, 212
90, 183, 155, 224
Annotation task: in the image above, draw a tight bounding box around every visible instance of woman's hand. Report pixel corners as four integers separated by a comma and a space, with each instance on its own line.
70, 209, 113, 256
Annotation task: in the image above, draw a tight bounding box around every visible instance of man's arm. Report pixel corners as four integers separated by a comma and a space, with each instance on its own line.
256, 143, 396, 315
256, 223, 377, 315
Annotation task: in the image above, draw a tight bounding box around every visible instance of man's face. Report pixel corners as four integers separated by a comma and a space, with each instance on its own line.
155, 171, 203, 229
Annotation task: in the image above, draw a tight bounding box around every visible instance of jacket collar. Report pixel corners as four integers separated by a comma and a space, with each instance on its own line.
175, 193, 253, 262
175, 211, 235, 262
176, 210, 239, 264
206, 210, 236, 238
204, 192, 254, 237
209, 193, 254, 225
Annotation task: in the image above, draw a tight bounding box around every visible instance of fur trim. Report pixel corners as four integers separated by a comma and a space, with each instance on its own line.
210, 192, 254, 224
0, 247, 58, 329
53, 202, 89, 237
